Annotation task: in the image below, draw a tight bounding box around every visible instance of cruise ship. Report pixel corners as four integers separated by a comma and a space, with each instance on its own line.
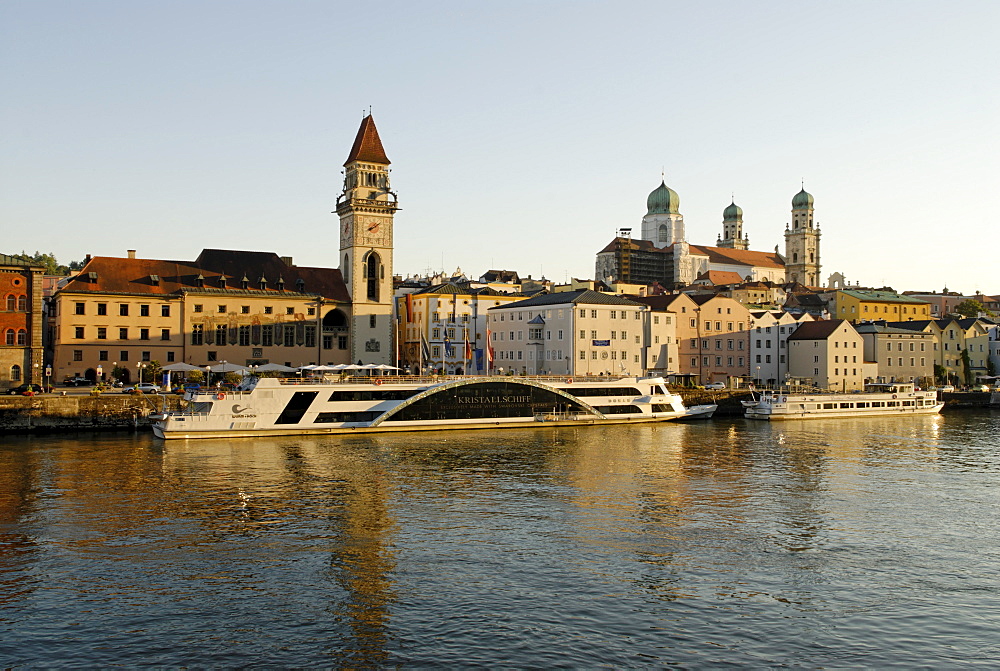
152, 375, 716, 440
742, 383, 943, 421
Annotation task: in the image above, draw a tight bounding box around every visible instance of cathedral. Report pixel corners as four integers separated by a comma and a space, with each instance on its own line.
595, 180, 822, 288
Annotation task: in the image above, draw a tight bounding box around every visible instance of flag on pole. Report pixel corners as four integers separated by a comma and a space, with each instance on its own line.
464, 331, 472, 360
421, 334, 431, 361
405, 293, 413, 322
444, 335, 453, 357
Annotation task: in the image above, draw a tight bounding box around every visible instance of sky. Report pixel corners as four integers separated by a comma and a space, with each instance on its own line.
2, 1, 997, 295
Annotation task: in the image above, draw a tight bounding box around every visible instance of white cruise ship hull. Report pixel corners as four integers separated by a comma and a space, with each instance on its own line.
744, 384, 943, 421
153, 375, 714, 440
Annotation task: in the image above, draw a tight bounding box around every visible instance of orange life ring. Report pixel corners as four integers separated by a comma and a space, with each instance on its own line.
216, 392, 226, 400
566, 378, 573, 384
892, 394, 897, 399
373, 378, 383, 386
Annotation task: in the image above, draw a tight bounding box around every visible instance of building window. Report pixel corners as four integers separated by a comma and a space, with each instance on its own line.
323, 334, 333, 350
262, 325, 273, 347
97, 303, 107, 316
338, 335, 348, 350
241, 306, 250, 314
207, 351, 217, 361
140, 329, 150, 341
218, 305, 227, 314
73, 350, 83, 361
287, 307, 294, 315
74, 326, 84, 339
97, 327, 107, 340
119, 304, 129, 316
307, 307, 315, 316
591, 351, 598, 360
119, 327, 128, 340
11, 365, 21, 382
161, 328, 170, 341
166, 352, 175, 362
142, 351, 151, 362
216, 325, 227, 345
99, 350, 108, 361
591, 310, 597, 318
160, 305, 170, 317
120, 351, 129, 361
192, 324, 204, 345
305, 325, 316, 348
139, 305, 150, 317
264, 306, 273, 314
75, 302, 85, 315
193, 304, 203, 313
370, 315, 377, 328
239, 325, 250, 346
283, 327, 295, 347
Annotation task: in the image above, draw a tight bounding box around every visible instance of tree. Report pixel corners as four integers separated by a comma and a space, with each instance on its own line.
933, 363, 947, 384
955, 299, 995, 319
961, 348, 974, 385
12, 251, 83, 275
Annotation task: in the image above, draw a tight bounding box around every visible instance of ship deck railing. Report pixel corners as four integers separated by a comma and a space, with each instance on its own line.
269, 374, 652, 386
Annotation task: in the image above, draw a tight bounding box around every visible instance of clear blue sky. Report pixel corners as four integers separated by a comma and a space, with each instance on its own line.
2, 1, 996, 294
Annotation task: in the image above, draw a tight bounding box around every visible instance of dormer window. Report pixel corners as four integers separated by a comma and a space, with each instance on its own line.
149, 274, 160, 286
259, 276, 267, 290
276, 277, 285, 291
218, 276, 227, 289
88, 271, 98, 283
241, 275, 250, 290
195, 274, 205, 288
295, 278, 305, 292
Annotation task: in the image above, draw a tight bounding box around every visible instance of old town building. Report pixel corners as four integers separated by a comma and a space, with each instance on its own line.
1, 254, 45, 389
787, 319, 865, 391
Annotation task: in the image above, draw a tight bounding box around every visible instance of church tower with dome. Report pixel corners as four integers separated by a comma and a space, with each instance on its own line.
784, 187, 821, 286
717, 200, 749, 250
640, 180, 685, 247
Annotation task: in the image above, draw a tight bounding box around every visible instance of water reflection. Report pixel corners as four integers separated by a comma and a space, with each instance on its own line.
1, 410, 998, 667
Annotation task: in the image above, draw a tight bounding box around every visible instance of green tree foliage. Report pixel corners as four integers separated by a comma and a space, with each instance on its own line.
933, 363, 947, 384
954, 299, 995, 318
12, 251, 84, 275
961, 349, 974, 385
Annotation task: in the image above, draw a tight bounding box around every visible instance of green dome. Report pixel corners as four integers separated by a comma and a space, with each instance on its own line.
723, 201, 743, 220
792, 188, 814, 208
647, 180, 680, 215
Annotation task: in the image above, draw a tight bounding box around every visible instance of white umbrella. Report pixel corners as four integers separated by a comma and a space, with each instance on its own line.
298, 364, 319, 371
359, 364, 379, 370
374, 364, 400, 370
254, 363, 298, 373
310, 365, 340, 371
161, 362, 203, 372
207, 362, 251, 374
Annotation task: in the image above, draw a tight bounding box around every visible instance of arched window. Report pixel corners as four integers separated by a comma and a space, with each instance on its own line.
365, 251, 381, 302
793, 253, 798, 263
323, 309, 349, 331
658, 224, 669, 243
17, 295, 27, 311
5, 295, 14, 311
17, 329, 26, 345
4, 329, 13, 345
10, 365, 21, 382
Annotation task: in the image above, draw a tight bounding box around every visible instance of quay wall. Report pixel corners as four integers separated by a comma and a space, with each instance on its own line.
0, 394, 182, 434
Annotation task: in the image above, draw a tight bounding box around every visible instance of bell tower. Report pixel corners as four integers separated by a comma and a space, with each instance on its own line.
717, 200, 749, 250
336, 114, 398, 364
784, 187, 821, 286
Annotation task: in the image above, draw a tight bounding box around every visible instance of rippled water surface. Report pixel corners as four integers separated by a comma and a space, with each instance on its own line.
2, 410, 1000, 667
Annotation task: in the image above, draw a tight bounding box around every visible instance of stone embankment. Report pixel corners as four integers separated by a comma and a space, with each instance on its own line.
0, 393, 182, 434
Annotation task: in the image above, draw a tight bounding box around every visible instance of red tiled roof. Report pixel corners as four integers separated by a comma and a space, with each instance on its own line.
787, 319, 849, 341
59, 250, 351, 302
696, 270, 745, 285
344, 115, 389, 166
689, 244, 784, 269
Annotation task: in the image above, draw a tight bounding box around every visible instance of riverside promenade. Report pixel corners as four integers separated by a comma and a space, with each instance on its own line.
0, 392, 182, 433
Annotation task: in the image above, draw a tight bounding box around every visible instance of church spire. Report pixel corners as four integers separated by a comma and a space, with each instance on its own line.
344, 114, 390, 166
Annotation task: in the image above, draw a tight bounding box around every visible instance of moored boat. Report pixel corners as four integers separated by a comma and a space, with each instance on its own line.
743, 382, 943, 421
153, 375, 716, 439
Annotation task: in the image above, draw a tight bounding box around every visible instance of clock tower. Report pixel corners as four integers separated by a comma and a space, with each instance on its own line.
336, 114, 398, 364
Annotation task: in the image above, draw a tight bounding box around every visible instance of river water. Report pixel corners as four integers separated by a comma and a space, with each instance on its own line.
2, 410, 999, 667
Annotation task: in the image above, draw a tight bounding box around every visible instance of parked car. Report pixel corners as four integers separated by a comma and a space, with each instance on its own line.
8, 383, 44, 395
171, 383, 201, 395
972, 384, 990, 392
64, 377, 93, 387
122, 383, 161, 394
940, 385, 955, 393
704, 382, 726, 390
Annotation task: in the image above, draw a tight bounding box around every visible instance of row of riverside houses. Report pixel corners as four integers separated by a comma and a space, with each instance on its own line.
393, 278, 998, 390
4, 114, 998, 391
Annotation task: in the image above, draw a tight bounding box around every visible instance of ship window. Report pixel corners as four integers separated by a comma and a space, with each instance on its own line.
592, 405, 642, 414
315, 411, 382, 423
384, 380, 592, 422
328, 389, 421, 401
275, 391, 319, 424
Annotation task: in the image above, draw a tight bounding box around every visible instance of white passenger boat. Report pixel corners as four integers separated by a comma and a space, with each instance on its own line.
742, 383, 943, 421
152, 375, 716, 440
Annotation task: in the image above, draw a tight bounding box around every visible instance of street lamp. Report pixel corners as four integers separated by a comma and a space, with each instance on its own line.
137, 362, 145, 386
756, 365, 761, 387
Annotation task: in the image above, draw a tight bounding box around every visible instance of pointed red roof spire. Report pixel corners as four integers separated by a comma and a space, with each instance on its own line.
344, 114, 390, 166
